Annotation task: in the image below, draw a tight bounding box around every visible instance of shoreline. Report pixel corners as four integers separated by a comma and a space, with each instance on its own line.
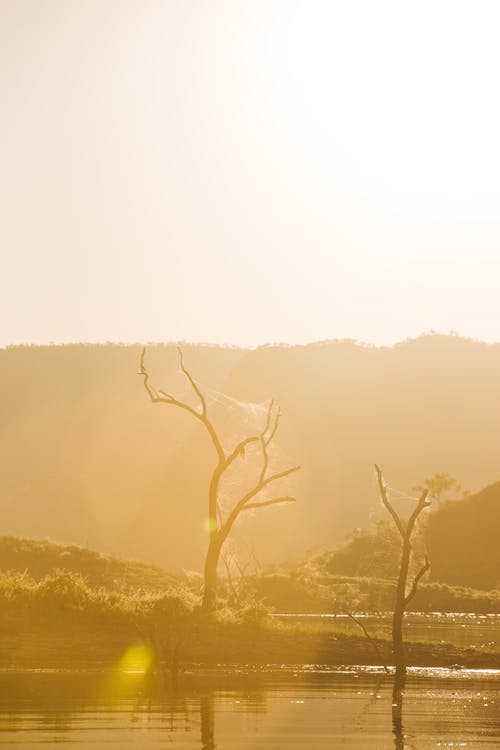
2, 626, 499, 671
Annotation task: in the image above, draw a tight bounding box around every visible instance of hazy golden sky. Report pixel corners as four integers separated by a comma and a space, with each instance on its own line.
2, 1, 500, 347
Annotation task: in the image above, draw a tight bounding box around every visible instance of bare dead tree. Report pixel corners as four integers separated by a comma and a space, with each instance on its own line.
374, 465, 430, 676
140, 347, 300, 612
375, 465, 431, 742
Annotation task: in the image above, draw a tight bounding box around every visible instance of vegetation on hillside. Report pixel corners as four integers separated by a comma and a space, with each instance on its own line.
250, 570, 500, 614
307, 478, 500, 592
0, 535, 187, 592
1, 535, 498, 619
429, 483, 500, 589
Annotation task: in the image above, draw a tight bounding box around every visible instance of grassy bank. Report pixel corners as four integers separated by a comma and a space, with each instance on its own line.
0, 569, 498, 671
0, 536, 499, 671
2, 535, 499, 614
3, 611, 498, 672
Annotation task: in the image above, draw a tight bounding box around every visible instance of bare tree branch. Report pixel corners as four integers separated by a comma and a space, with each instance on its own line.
241, 496, 296, 511
220, 464, 300, 544
221, 401, 277, 476
262, 399, 274, 437
341, 610, 390, 674
260, 464, 301, 488
141, 347, 226, 465
258, 401, 275, 485
223, 436, 260, 471
404, 555, 430, 606
374, 464, 405, 538
264, 404, 281, 447
177, 347, 208, 418
140, 347, 163, 403
237, 464, 301, 515
406, 490, 431, 538
235, 466, 300, 512
157, 389, 208, 420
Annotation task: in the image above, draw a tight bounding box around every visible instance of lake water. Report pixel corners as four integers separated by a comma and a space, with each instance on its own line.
0, 666, 498, 748
273, 612, 500, 651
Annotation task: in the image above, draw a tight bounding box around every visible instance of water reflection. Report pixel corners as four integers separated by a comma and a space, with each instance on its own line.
392, 667, 407, 750
200, 692, 215, 750
273, 612, 500, 652
0, 667, 498, 748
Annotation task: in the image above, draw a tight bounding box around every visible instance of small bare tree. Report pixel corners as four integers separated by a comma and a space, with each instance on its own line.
374, 465, 430, 675
375, 465, 431, 740
140, 348, 300, 612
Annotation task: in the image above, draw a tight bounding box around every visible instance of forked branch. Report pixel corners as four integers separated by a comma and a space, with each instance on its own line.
178, 347, 207, 418
404, 555, 430, 606
242, 495, 296, 511
374, 464, 405, 537
140, 347, 225, 463
220, 463, 300, 544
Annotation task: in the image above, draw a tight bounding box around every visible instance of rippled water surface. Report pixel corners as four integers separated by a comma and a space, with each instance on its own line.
0, 666, 498, 748
273, 612, 500, 650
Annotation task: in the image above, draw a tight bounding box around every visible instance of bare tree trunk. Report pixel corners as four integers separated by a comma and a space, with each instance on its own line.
202, 533, 221, 613
393, 537, 411, 675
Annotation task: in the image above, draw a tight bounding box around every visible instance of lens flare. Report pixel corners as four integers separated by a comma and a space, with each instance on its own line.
118, 642, 154, 674
203, 517, 217, 534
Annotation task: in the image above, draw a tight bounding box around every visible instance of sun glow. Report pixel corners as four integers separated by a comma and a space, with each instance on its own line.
253, 1, 500, 215
3, 0, 500, 347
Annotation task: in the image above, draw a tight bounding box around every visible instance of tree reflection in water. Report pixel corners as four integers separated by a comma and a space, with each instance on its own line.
392, 666, 405, 750
200, 692, 215, 750
3, 667, 496, 747
392, 667, 418, 750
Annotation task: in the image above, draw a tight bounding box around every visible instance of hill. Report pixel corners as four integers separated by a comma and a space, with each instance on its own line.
316, 480, 500, 590
1, 334, 500, 573
0, 535, 497, 618
430, 482, 500, 589
0, 535, 186, 592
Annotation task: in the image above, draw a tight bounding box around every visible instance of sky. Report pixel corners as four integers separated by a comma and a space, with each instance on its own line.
2, 0, 500, 348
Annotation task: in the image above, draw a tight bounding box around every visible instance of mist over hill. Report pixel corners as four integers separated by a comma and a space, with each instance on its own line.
1, 334, 499, 574
317, 479, 500, 591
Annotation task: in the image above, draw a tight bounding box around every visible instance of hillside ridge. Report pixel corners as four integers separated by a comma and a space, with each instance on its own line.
2, 334, 500, 572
